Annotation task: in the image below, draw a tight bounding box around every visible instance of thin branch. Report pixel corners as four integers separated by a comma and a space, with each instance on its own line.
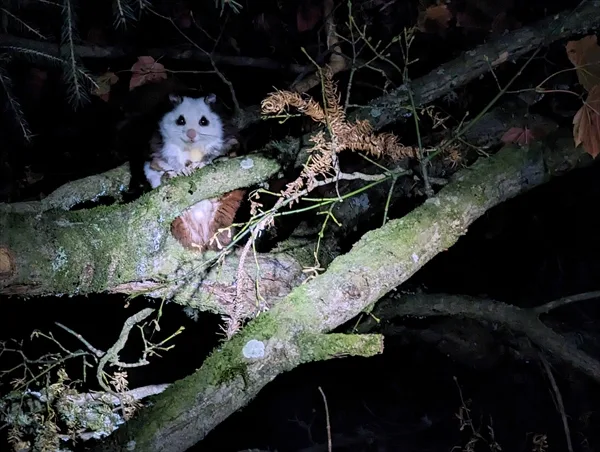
533, 290, 600, 315
318, 386, 332, 452
0, 33, 310, 73
366, 292, 600, 385
145, 7, 240, 113
539, 352, 574, 452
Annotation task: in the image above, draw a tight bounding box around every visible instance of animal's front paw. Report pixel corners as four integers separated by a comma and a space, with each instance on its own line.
181, 165, 196, 177
161, 171, 177, 183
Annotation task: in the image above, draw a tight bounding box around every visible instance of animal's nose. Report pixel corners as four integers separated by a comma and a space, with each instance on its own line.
186, 129, 197, 140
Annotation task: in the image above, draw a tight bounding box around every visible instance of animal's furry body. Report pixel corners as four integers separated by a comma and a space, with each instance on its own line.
143, 92, 244, 251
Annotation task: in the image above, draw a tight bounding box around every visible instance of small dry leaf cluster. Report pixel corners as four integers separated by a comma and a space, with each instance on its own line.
417, 1, 520, 35
92, 55, 168, 102
108, 371, 140, 420
567, 35, 600, 158
261, 66, 414, 201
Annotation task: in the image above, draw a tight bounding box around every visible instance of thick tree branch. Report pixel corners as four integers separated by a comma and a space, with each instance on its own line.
92, 134, 590, 452
364, 292, 600, 384
0, 156, 280, 302
349, 0, 600, 129
0, 163, 132, 214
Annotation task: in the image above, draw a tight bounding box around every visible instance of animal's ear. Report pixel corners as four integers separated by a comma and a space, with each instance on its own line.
169, 94, 183, 105
204, 93, 217, 105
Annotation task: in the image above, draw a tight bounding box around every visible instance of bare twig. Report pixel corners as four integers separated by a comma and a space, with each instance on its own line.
55, 321, 104, 357
95, 308, 156, 393
146, 7, 240, 112
318, 386, 332, 452
533, 290, 600, 315
539, 352, 574, 452
350, 0, 600, 130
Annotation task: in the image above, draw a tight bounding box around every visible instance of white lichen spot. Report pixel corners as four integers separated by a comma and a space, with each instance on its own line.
425, 197, 442, 207
52, 247, 68, 271
437, 68, 445, 75
370, 108, 382, 118
240, 158, 254, 169
54, 218, 74, 227
412, 253, 419, 263
242, 339, 265, 359
126, 440, 136, 450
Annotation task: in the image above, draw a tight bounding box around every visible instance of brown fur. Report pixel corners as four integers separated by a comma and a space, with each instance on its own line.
149, 131, 163, 157
171, 189, 246, 251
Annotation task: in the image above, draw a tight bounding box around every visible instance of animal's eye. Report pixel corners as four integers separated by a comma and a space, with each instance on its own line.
176, 115, 186, 126
199, 116, 209, 126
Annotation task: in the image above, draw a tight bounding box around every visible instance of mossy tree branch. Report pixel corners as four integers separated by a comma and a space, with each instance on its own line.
92, 133, 591, 452
0, 163, 133, 214
0, 156, 280, 303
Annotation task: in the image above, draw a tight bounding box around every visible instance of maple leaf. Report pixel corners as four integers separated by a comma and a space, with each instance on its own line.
501, 126, 538, 145
129, 56, 168, 90
92, 72, 119, 102
417, 4, 452, 33
573, 84, 600, 158
566, 35, 600, 92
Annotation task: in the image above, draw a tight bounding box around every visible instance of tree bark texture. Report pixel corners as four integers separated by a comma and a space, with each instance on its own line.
92, 135, 590, 452
0, 156, 280, 301
353, 0, 600, 130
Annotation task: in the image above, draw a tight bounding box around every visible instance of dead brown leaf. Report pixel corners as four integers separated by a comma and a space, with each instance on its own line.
92, 72, 119, 102
566, 35, 600, 92
492, 51, 509, 66
129, 56, 168, 90
501, 126, 539, 145
417, 4, 452, 33
573, 84, 600, 158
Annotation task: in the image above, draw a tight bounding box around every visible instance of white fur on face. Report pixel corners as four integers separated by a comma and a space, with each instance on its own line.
159, 96, 224, 151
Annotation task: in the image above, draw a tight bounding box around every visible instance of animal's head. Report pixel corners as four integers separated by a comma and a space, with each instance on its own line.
159, 94, 225, 150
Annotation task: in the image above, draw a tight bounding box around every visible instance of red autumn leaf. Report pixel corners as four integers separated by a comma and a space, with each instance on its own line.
501, 126, 539, 145
417, 5, 453, 33
573, 84, 600, 158
566, 35, 600, 92
297, 0, 322, 33
129, 56, 168, 90
92, 72, 119, 102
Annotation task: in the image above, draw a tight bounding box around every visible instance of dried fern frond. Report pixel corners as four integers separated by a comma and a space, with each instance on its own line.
322, 67, 346, 132
261, 90, 326, 123
262, 64, 413, 199
339, 121, 416, 160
